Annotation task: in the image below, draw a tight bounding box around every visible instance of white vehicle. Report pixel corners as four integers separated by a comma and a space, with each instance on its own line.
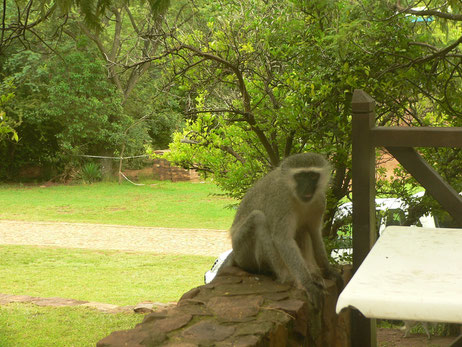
330, 191, 460, 263
204, 249, 232, 284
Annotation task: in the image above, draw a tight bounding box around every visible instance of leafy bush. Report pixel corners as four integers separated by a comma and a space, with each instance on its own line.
78, 162, 102, 183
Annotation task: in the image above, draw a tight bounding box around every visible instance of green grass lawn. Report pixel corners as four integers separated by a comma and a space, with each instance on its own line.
0, 181, 231, 346
0, 245, 214, 305
0, 244, 216, 346
0, 304, 144, 347
0, 180, 236, 229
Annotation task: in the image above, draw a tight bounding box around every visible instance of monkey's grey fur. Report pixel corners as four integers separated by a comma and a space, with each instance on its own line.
401, 321, 432, 339
218, 153, 342, 308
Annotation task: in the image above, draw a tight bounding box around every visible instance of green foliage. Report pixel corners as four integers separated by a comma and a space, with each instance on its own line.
0, 112, 17, 141
44, 47, 128, 154
2, 0, 461, 234
78, 162, 102, 183
0, 79, 18, 141
123, 73, 185, 150
1, 0, 171, 46
165, 125, 266, 200
148, 112, 184, 149
162, 0, 436, 236
2, 1, 183, 179
0, 41, 150, 180
0, 50, 56, 170
160, 0, 462, 237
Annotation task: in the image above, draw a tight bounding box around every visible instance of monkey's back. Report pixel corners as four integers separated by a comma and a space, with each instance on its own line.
231, 168, 293, 234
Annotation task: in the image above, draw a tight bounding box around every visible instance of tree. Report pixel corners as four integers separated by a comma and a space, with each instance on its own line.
44, 46, 132, 156
1, 1, 175, 179
72, 1, 170, 103
374, 1, 462, 227
160, 0, 433, 237
0, 1, 170, 54
0, 39, 150, 180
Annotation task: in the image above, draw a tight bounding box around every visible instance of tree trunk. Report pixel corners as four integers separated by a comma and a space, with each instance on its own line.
100, 152, 114, 180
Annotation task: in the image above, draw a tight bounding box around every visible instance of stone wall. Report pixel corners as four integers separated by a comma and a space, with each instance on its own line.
152, 157, 199, 182
98, 266, 352, 347
121, 156, 199, 183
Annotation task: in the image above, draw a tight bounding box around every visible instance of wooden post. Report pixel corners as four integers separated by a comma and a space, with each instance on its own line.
351, 89, 377, 347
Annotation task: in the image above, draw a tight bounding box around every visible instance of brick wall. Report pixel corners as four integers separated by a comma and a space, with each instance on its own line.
98, 266, 352, 347
152, 158, 199, 182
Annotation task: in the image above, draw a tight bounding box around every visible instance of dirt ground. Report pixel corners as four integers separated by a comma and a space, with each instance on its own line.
0, 219, 459, 345
377, 328, 456, 346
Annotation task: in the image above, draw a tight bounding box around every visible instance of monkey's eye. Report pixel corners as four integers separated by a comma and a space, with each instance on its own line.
294, 171, 320, 182
307, 172, 319, 180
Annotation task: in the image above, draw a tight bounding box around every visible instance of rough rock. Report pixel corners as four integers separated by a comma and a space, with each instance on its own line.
98, 265, 352, 346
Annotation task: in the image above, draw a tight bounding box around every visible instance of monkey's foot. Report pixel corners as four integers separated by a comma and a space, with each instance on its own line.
310, 273, 327, 289
304, 282, 325, 311
324, 268, 344, 293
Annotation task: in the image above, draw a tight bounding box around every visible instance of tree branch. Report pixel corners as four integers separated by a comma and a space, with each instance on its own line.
185, 108, 248, 117
78, 19, 124, 94
174, 43, 280, 166
379, 34, 462, 77
1, 2, 57, 52
181, 136, 246, 164
109, 8, 122, 62
408, 41, 438, 51
410, 34, 462, 65
396, 3, 462, 21
125, 5, 140, 34
284, 131, 295, 158
1, 0, 6, 45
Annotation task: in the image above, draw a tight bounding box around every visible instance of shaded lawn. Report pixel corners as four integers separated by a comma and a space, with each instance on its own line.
0, 181, 236, 230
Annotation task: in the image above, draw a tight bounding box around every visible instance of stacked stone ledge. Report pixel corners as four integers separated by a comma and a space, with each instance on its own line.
98, 266, 352, 346
122, 158, 198, 182
152, 158, 199, 182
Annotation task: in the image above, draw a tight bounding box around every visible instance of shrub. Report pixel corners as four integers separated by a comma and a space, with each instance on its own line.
78, 162, 102, 183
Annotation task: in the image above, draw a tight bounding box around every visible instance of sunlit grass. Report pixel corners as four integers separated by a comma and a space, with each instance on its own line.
0, 181, 236, 230
0, 303, 143, 347
0, 245, 215, 305
0, 181, 231, 345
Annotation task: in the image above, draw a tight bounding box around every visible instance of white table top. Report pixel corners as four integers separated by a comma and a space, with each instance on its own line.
336, 226, 462, 323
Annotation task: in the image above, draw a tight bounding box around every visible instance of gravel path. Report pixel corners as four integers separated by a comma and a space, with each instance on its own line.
0, 220, 231, 257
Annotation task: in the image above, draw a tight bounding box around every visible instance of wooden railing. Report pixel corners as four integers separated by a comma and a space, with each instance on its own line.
351, 89, 462, 347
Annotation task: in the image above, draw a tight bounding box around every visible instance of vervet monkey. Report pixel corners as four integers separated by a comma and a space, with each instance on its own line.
401, 321, 432, 339
218, 153, 342, 308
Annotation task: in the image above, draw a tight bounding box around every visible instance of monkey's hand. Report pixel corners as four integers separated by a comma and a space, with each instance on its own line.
323, 267, 344, 293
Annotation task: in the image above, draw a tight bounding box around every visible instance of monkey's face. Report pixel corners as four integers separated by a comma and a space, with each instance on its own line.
293, 171, 320, 203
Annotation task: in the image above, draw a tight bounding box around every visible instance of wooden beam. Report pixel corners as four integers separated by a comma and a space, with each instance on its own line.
373, 127, 462, 148
351, 89, 377, 347
386, 147, 462, 226
351, 89, 378, 270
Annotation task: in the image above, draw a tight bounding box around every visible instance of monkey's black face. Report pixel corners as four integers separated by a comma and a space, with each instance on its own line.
294, 171, 320, 202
